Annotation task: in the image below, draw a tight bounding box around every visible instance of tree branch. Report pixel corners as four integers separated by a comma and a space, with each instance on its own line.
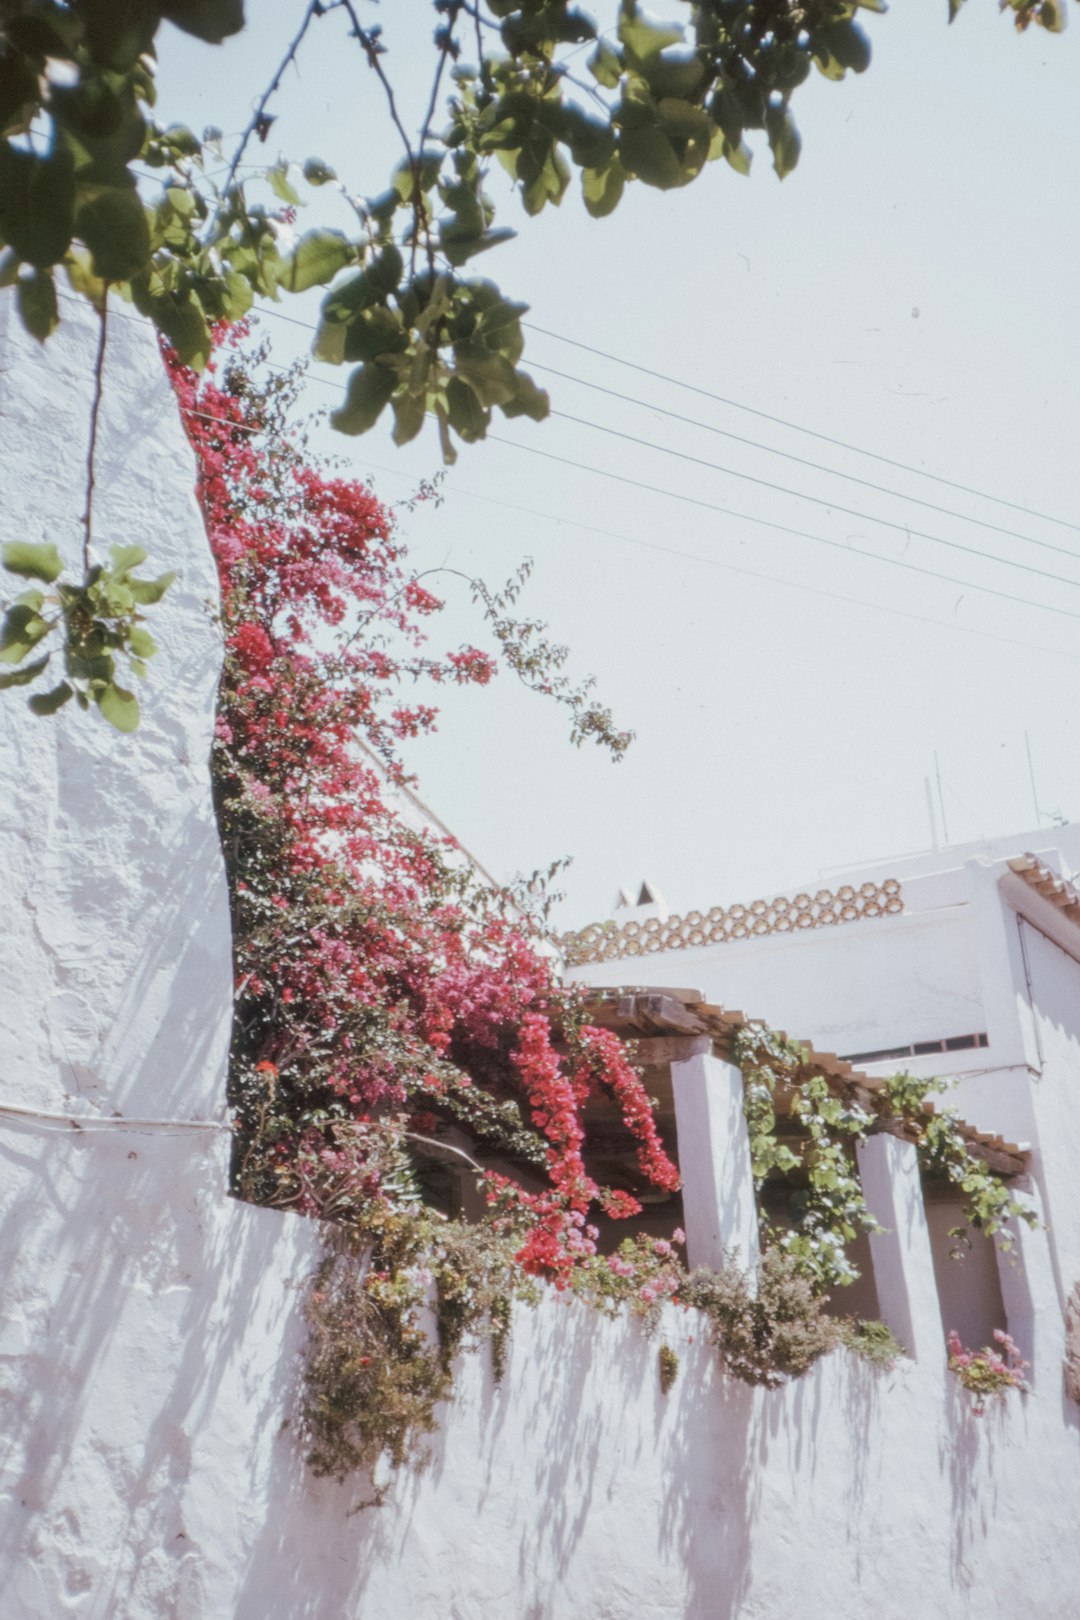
82, 293, 109, 573
220, 0, 325, 202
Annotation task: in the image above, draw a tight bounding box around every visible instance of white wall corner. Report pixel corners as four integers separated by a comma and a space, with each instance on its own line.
0, 290, 232, 1122
964, 856, 1040, 1073
856, 1133, 943, 1368
671, 1047, 760, 1274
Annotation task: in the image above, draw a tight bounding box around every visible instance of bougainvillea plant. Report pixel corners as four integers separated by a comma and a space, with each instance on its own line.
947, 1328, 1030, 1417
169, 320, 676, 1257
171, 331, 1023, 1490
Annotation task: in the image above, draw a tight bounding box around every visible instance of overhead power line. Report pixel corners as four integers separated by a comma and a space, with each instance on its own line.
82, 293, 1080, 630
522, 321, 1080, 537
218, 299, 1080, 543
485, 432, 1080, 626
346, 460, 1080, 670
176, 371, 1080, 627
549, 409, 1080, 595
530, 360, 1079, 564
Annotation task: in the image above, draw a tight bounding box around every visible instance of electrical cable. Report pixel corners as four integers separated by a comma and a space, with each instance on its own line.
216, 298, 1080, 545
529, 360, 1080, 564
549, 408, 1080, 595
521, 320, 1080, 536
485, 432, 1080, 626
177, 392, 1080, 627
0, 1099, 231, 1134
75, 294, 1080, 630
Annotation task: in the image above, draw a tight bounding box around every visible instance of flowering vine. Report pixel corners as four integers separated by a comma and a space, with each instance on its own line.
168, 330, 689, 1477
947, 1328, 1030, 1417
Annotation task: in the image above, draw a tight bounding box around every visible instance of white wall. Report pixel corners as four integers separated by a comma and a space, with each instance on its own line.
1021, 919, 1080, 1297
571, 906, 983, 1060
2, 297, 1079, 1620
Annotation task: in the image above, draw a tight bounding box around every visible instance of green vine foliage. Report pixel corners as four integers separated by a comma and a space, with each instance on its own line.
302, 1207, 537, 1490
0, 540, 174, 728
735, 1024, 878, 1290
735, 1025, 1039, 1292
881, 1072, 1039, 1254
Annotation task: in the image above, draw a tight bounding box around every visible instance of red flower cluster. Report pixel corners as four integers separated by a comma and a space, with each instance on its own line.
577, 1026, 681, 1192
167, 332, 681, 1271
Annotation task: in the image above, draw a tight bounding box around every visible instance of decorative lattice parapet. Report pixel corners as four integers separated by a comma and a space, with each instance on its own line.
562, 878, 903, 967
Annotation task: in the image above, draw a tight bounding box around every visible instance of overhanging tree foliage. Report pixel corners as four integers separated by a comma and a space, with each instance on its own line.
1, 0, 1067, 461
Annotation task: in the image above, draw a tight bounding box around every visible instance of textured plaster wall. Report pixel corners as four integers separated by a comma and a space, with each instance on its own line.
2, 298, 1080, 1620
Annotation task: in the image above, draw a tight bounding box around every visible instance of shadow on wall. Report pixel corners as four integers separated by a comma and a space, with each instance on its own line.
0, 1129, 310, 1619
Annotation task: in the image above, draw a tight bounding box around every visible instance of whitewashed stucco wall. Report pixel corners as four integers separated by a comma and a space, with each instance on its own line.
2, 297, 1080, 1620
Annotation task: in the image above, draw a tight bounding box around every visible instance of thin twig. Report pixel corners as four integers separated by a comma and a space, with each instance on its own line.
220, 0, 324, 202
337, 0, 433, 274
82, 292, 109, 573
419, 3, 462, 155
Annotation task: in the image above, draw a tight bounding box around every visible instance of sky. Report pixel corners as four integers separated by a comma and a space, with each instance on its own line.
156, 2, 1080, 930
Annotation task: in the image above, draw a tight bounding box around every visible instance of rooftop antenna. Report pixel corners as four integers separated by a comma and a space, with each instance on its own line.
924, 776, 939, 850
933, 751, 950, 846
1024, 730, 1044, 826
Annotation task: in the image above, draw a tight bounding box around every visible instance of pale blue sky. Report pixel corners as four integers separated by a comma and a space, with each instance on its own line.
157, 2, 1080, 928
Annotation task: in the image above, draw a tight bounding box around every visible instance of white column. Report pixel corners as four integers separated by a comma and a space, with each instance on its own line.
857, 1133, 943, 1365
671, 1046, 759, 1274
994, 1184, 1060, 1389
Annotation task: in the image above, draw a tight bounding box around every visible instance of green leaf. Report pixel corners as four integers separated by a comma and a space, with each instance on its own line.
0, 606, 50, 662
268, 163, 301, 206
109, 545, 149, 576
391, 387, 427, 447
127, 626, 158, 659
453, 349, 519, 407
16, 269, 58, 342
619, 125, 681, 189
76, 186, 151, 281
64, 245, 108, 307
29, 681, 73, 714
766, 106, 802, 181
303, 157, 337, 186
499, 371, 549, 423
342, 306, 407, 363
0, 653, 49, 688
145, 289, 211, 369
166, 186, 196, 217
160, 1, 246, 44
3, 541, 64, 583
330, 363, 397, 435
127, 571, 176, 606
618, 4, 683, 66
97, 681, 140, 732
280, 229, 353, 294
446, 375, 488, 443
582, 160, 625, 218
440, 226, 516, 268
723, 139, 752, 178
0, 145, 76, 268
588, 39, 623, 88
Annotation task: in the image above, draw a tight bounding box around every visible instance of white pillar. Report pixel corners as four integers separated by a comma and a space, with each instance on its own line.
857, 1133, 943, 1365
994, 1184, 1060, 1389
671, 1047, 759, 1274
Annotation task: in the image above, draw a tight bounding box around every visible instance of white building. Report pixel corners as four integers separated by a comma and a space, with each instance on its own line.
2, 294, 1079, 1620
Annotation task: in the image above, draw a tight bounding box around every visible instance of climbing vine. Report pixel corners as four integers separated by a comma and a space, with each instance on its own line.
881, 1072, 1038, 1253
736, 1023, 878, 1289
735, 1025, 1038, 1293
